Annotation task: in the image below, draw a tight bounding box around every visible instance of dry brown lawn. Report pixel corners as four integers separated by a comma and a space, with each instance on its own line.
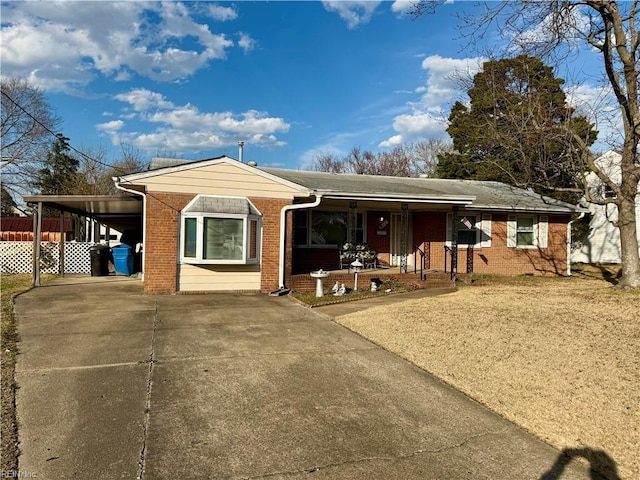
334, 275, 639, 480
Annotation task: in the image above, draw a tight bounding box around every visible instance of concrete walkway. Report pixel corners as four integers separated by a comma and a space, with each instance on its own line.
13, 276, 595, 479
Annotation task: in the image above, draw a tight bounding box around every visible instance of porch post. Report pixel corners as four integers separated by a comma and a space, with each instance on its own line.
451, 206, 459, 280
400, 203, 409, 273
349, 201, 357, 243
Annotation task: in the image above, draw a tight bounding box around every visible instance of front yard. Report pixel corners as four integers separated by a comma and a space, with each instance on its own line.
334, 271, 639, 480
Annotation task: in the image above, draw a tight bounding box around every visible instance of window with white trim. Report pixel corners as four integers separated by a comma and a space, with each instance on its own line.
447, 213, 492, 247
507, 215, 548, 249
180, 195, 261, 264
294, 210, 364, 246
458, 215, 478, 245
516, 217, 535, 246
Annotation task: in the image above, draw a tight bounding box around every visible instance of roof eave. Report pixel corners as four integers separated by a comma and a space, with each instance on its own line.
471, 204, 584, 214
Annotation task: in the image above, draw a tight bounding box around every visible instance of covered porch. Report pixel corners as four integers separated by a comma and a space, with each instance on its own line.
287, 195, 476, 283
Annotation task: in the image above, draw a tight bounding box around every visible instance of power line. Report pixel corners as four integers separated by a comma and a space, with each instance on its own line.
2, 89, 129, 174
1, 88, 180, 213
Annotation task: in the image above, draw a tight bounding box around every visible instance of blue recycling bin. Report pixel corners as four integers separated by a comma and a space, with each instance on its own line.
112, 244, 134, 276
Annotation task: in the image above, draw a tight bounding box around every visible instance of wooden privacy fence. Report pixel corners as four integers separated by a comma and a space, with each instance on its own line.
0, 241, 93, 274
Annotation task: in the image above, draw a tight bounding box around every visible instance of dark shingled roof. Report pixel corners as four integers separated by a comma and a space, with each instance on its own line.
140, 158, 581, 213
260, 168, 580, 213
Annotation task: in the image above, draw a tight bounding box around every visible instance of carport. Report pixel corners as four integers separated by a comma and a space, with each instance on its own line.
23, 195, 143, 286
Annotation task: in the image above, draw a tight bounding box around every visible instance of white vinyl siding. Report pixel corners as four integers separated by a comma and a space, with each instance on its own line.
179, 264, 261, 291
138, 162, 300, 199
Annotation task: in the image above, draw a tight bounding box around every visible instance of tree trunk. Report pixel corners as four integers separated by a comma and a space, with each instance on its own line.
618, 197, 640, 288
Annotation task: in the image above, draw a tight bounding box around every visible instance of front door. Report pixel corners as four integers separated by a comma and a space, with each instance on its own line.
390, 212, 412, 268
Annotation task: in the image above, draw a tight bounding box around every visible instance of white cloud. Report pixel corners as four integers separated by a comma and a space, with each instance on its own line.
322, 1, 382, 29
110, 88, 290, 154
204, 4, 238, 22
237, 32, 257, 53
391, 1, 413, 14
0, 1, 235, 91
96, 120, 124, 133
114, 89, 174, 112
565, 83, 622, 149
510, 8, 591, 53
380, 55, 485, 147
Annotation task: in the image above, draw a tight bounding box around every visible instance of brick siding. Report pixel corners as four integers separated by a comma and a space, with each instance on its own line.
144, 192, 195, 294
414, 212, 570, 276
143, 194, 571, 295
248, 198, 293, 292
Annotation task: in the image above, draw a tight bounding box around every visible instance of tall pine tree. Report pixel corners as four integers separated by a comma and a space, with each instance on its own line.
33, 134, 80, 195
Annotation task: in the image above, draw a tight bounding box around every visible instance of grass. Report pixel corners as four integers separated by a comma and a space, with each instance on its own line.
334, 271, 639, 480
1, 273, 55, 472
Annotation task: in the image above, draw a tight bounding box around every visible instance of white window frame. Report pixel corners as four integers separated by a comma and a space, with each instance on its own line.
180, 212, 261, 265
446, 213, 492, 248
507, 215, 548, 249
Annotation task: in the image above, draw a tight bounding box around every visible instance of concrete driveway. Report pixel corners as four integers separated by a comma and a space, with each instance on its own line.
14, 276, 594, 479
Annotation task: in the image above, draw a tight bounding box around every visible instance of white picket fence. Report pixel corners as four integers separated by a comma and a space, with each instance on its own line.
0, 241, 94, 274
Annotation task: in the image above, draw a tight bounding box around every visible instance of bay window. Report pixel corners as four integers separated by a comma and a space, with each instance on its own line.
180, 196, 261, 264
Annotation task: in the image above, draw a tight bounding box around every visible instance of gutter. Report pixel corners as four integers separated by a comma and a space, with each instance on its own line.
566, 212, 586, 277
318, 191, 475, 205
278, 194, 322, 289
114, 178, 146, 281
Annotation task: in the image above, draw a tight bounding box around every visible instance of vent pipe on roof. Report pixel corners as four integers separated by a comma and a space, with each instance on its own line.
238, 141, 245, 163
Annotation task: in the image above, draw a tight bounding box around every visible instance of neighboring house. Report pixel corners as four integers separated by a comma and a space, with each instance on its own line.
116, 156, 583, 295
572, 151, 640, 264
1, 216, 73, 241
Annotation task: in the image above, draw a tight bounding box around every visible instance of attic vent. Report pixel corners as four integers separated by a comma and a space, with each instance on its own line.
247, 160, 258, 167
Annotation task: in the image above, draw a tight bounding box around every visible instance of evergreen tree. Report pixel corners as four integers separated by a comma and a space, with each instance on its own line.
436, 55, 597, 203
33, 134, 80, 195
1, 185, 19, 216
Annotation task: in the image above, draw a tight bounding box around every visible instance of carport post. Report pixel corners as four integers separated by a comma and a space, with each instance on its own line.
32, 201, 42, 287
59, 212, 65, 277
93, 219, 99, 243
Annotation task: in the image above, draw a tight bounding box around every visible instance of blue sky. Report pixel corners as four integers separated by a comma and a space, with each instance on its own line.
1, 1, 613, 170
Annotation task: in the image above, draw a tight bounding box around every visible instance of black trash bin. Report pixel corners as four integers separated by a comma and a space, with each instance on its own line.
89, 244, 111, 276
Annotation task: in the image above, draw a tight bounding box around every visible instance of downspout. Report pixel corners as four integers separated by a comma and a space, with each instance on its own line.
278, 194, 322, 289
567, 212, 586, 276
114, 179, 146, 281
